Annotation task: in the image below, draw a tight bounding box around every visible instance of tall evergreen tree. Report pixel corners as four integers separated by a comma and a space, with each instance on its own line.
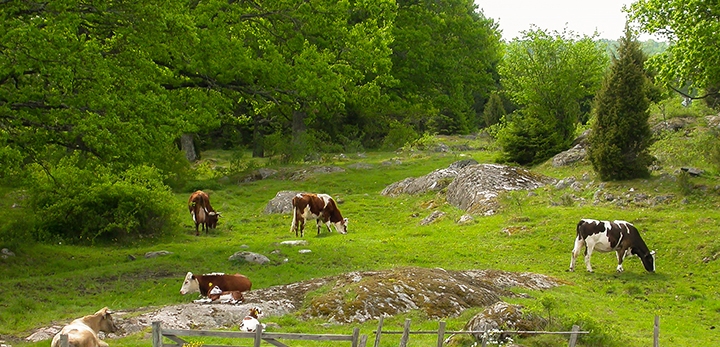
588, 26, 654, 180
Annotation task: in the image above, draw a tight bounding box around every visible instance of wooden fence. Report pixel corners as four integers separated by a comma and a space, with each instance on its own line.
54, 315, 662, 346
372, 317, 588, 347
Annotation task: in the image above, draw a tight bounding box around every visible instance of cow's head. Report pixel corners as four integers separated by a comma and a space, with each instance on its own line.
207, 211, 221, 229
640, 250, 656, 272
180, 272, 200, 295
333, 218, 349, 234
95, 307, 119, 333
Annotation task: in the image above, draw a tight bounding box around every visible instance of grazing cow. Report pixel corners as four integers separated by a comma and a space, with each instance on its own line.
290, 193, 348, 237
179, 272, 252, 303
569, 219, 656, 273
239, 307, 265, 332
51, 307, 118, 347
188, 190, 220, 236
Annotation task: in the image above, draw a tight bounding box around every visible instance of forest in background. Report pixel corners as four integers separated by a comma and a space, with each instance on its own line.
0, 0, 718, 245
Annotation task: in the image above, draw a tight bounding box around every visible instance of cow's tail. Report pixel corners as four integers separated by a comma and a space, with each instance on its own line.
575, 220, 585, 241
290, 199, 297, 234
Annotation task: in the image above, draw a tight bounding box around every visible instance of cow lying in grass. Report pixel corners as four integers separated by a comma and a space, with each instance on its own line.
179, 272, 252, 303
51, 307, 118, 347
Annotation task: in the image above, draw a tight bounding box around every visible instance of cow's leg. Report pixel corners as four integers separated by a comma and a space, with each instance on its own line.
569, 237, 584, 272
584, 242, 595, 273
298, 218, 305, 237
316, 219, 323, 235
195, 222, 200, 236
616, 247, 628, 273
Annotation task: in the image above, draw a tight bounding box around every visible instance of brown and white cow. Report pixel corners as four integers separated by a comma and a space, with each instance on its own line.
290, 193, 348, 237
179, 272, 252, 303
569, 219, 656, 273
208, 285, 244, 304
51, 307, 118, 347
188, 190, 220, 236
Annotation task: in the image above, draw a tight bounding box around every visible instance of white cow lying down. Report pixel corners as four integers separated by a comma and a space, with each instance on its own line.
51, 307, 118, 347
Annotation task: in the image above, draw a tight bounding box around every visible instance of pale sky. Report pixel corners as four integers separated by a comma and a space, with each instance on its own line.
475, 0, 663, 41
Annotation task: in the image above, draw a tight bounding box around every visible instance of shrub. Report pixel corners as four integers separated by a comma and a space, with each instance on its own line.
28, 162, 177, 244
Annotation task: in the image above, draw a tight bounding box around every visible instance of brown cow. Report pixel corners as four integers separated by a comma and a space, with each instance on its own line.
290, 193, 348, 237
51, 307, 118, 347
179, 272, 251, 303
188, 190, 220, 236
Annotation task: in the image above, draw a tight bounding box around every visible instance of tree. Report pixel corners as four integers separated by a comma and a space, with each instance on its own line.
482, 93, 505, 128
629, 0, 720, 92
588, 26, 654, 181
388, 0, 502, 135
497, 27, 608, 165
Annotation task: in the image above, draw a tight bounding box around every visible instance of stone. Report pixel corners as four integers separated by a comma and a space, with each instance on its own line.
228, 251, 270, 265
263, 191, 304, 214
419, 211, 446, 225
144, 251, 173, 259
280, 240, 309, 246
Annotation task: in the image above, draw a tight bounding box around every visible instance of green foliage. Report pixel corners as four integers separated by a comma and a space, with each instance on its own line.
27, 162, 177, 244
498, 27, 608, 165
629, 0, 720, 89
482, 93, 506, 128
588, 27, 654, 181
389, 0, 502, 135
382, 120, 420, 150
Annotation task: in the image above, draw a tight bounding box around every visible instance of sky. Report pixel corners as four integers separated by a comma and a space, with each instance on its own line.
475, 0, 663, 41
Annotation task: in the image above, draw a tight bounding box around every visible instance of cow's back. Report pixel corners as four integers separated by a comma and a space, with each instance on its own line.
196, 273, 251, 296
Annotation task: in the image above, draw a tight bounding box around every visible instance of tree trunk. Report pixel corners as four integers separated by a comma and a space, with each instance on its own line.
181, 134, 198, 162
252, 112, 264, 158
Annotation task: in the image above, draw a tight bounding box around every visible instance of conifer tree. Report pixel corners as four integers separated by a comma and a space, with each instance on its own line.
588, 25, 654, 180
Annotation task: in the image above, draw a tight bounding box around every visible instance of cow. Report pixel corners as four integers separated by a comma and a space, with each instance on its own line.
179, 272, 252, 303
238, 306, 265, 332
290, 193, 348, 237
188, 190, 220, 236
569, 219, 656, 273
51, 307, 118, 347
208, 285, 244, 304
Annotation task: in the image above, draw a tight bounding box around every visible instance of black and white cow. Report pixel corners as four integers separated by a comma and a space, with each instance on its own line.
569, 219, 655, 273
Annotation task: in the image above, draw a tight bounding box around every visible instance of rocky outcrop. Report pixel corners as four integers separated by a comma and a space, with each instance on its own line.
263, 191, 303, 214
445, 164, 556, 215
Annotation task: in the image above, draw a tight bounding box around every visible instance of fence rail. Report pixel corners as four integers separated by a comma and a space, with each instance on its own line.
54, 315, 661, 346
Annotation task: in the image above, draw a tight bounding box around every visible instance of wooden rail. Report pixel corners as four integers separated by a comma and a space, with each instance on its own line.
151, 321, 367, 347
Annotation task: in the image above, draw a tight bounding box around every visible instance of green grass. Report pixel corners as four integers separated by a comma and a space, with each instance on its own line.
1, 135, 719, 346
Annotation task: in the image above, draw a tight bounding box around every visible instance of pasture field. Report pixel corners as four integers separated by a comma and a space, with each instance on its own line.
1, 135, 719, 347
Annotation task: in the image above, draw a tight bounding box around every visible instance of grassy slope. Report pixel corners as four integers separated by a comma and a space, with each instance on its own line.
1, 138, 719, 347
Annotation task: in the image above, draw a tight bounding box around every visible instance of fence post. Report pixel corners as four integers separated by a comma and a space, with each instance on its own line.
254, 324, 262, 347
567, 324, 580, 347
59, 334, 69, 347
373, 316, 384, 347
435, 321, 446, 347
352, 327, 360, 347
152, 321, 162, 347
653, 315, 660, 347
399, 318, 411, 347
359, 334, 369, 347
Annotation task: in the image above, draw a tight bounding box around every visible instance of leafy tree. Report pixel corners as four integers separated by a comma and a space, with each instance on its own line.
482, 93, 505, 128
497, 27, 608, 165
588, 27, 654, 181
629, 0, 720, 92
389, 0, 501, 135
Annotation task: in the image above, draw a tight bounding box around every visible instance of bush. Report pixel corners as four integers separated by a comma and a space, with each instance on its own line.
28, 163, 177, 244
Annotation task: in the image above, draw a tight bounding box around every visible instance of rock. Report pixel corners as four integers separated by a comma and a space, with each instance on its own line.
144, 251, 173, 259
461, 302, 547, 343
347, 163, 373, 170
651, 117, 696, 134
448, 159, 479, 170
552, 144, 587, 167
457, 215, 475, 224
127, 254, 136, 261
228, 251, 270, 265
280, 240, 308, 246
356, 152, 367, 158
263, 191, 304, 214
419, 211, 446, 225
298, 249, 312, 254
432, 142, 451, 152
445, 164, 556, 215
1, 248, 15, 258
681, 167, 704, 177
